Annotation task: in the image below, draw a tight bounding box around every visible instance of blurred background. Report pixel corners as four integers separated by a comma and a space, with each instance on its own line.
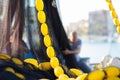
58, 0, 120, 64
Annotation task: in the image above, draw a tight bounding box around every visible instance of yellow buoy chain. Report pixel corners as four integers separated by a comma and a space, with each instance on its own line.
35, 0, 67, 79
5, 67, 25, 79
105, 0, 120, 34
35, 0, 120, 79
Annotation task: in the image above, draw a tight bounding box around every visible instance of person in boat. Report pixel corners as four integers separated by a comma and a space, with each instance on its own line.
63, 31, 91, 73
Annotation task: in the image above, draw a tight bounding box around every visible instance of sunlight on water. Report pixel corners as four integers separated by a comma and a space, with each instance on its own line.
80, 42, 120, 63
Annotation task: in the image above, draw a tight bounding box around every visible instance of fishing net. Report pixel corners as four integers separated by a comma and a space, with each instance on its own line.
0, 0, 79, 79
0, 0, 25, 60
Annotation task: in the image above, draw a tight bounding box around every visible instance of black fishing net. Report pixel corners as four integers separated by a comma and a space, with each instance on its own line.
0, 0, 79, 79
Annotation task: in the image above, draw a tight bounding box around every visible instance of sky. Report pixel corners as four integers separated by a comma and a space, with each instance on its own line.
58, 0, 120, 26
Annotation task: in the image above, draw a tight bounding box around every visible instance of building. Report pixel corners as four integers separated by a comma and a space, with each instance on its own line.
66, 19, 89, 36
89, 10, 115, 36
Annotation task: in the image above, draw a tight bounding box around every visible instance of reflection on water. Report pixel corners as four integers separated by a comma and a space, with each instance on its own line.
80, 42, 120, 63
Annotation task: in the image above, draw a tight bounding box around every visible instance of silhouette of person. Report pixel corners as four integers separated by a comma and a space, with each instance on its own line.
63, 31, 91, 73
